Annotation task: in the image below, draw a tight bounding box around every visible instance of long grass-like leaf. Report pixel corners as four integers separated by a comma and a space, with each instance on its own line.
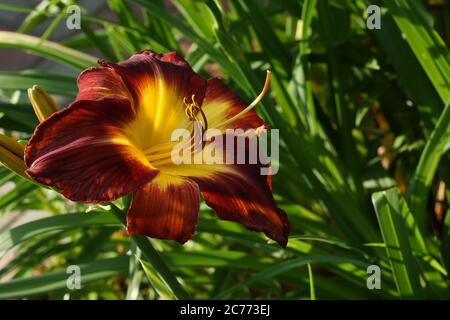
0, 31, 97, 70
0, 212, 120, 257
372, 188, 424, 298
0, 256, 128, 299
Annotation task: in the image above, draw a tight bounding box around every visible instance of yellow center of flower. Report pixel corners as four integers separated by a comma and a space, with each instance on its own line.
141, 70, 271, 168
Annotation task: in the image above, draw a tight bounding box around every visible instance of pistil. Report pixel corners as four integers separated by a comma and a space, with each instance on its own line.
215, 70, 271, 129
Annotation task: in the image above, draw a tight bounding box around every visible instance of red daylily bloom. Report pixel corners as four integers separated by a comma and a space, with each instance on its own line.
25, 51, 289, 246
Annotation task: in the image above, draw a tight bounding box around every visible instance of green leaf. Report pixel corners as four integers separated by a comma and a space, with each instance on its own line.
408, 101, 450, 232
290, 0, 318, 133
163, 249, 274, 269
0, 179, 36, 212
373, 9, 444, 129
39, 2, 73, 43
371, 188, 424, 298
80, 20, 116, 62
442, 210, 450, 272
139, 258, 176, 300
0, 31, 97, 70
213, 255, 368, 299
125, 244, 144, 300
16, 1, 57, 33
0, 102, 37, 133
0, 71, 77, 96
0, 256, 128, 299
172, 0, 215, 40
307, 264, 316, 300
384, 0, 450, 104
0, 212, 120, 257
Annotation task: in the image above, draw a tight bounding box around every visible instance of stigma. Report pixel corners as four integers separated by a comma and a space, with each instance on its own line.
217, 70, 271, 128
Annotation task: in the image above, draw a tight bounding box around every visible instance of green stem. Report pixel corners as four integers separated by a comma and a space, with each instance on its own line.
109, 203, 190, 300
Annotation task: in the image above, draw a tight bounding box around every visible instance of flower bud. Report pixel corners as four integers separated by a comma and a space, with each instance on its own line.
0, 134, 28, 180
28, 85, 58, 122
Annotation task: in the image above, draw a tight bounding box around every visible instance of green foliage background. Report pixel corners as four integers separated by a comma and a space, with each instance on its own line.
0, 0, 449, 299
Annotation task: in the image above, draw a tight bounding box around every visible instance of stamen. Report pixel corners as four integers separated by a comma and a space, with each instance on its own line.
216, 70, 271, 129
183, 94, 208, 152
184, 94, 208, 132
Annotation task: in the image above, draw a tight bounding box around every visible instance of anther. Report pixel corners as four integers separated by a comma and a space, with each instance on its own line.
183, 94, 208, 132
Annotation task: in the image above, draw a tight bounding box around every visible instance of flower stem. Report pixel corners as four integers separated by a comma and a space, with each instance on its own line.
109, 203, 190, 300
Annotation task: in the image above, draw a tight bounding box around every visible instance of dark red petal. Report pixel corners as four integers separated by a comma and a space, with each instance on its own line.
127, 175, 200, 244
196, 173, 289, 246
110, 50, 206, 107
25, 96, 158, 203
202, 78, 265, 131
76, 64, 131, 102
190, 134, 289, 246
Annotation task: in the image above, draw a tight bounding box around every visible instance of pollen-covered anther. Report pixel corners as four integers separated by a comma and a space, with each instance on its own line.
183, 94, 208, 132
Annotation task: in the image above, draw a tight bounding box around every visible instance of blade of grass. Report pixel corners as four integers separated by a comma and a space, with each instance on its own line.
139, 259, 176, 299
109, 204, 190, 300
290, 0, 319, 134
0, 31, 97, 70
0, 256, 128, 299
384, 0, 450, 104
442, 210, 450, 272
39, 1, 73, 43
0, 71, 76, 96
125, 244, 144, 300
373, 9, 444, 129
372, 188, 424, 298
0, 102, 38, 133
408, 102, 450, 232
213, 255, 368, 299
0, 180, 36, 213
0, 211, 120, 257
317, 0, 363, 194
307, 263, 316, 300
80, 20, 116, 61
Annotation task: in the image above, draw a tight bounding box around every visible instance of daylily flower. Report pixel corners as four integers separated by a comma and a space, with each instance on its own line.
25, 51, 289, 246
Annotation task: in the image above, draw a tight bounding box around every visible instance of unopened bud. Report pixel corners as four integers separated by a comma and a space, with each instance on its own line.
0, 134, 28, 180
28, 85, 58, 122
